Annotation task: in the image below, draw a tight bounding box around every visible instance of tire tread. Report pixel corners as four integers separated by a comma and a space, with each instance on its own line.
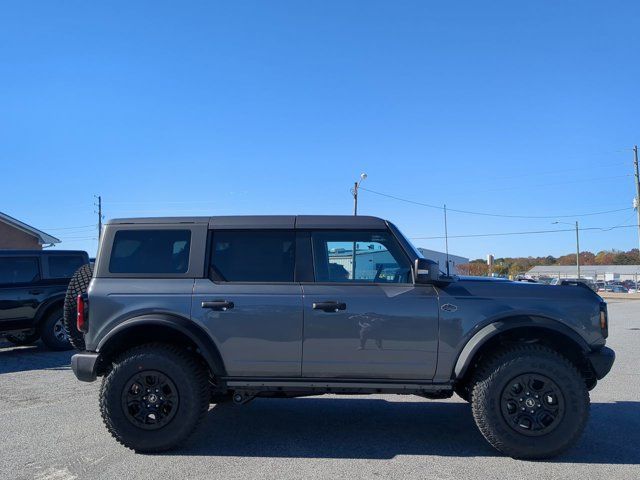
99, 343, 209, 452
471, 344, 590, 459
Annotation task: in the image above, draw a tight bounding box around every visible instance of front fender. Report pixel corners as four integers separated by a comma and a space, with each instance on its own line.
453, 315, 591, 379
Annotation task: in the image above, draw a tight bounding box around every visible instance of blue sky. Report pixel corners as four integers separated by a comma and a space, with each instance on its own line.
1, 1, 639, 259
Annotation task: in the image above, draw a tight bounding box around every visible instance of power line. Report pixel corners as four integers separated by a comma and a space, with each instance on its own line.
478, 174, 631, 194
410, 224, 639, 240
359, 187, 632, 219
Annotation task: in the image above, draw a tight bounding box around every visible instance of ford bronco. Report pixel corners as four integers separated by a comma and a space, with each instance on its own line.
70, 215, 614, 458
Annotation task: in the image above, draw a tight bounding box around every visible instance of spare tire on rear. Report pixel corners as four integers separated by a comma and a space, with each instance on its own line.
63, 263, 94, 350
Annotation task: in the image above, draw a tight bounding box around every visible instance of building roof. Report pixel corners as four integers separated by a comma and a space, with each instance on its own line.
527, 265, 640, 274
0, 212, 60, 245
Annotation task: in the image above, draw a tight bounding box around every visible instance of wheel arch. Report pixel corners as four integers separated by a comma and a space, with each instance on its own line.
454, 316, 594, 388
35, 294, 65, 326
96, 314, 227, 378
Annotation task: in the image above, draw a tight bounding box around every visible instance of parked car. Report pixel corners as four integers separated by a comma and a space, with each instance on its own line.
603, 284, 628, 293
0, 249, 89, 349
70, 215, 614, 459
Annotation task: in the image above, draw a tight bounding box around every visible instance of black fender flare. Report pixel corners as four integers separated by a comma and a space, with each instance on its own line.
453, 315, 591, 379
34, 293, 65, 324
96, 313, 227, 377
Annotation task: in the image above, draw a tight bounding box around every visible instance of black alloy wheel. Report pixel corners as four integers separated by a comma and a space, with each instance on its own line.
500, 373, 565, 436
121, 370, 180, 430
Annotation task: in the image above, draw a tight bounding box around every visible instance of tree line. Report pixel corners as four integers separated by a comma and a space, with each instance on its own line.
458, 248, 640, 277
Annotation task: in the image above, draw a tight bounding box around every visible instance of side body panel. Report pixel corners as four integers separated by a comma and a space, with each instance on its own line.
301, 284, 439, 379
84, 278, 195, 351
191, 280, 303, 377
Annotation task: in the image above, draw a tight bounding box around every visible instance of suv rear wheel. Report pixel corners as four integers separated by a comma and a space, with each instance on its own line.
471, 344, 589, 459
40, 308, 72, 351
99, 343, 209, 452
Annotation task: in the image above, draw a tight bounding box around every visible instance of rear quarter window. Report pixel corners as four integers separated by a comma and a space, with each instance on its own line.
47, 255, 85, 279
109, 230, 191, 274
0, 257, 40, 284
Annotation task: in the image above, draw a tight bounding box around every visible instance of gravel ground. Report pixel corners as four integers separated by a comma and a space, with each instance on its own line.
1, 300, 638, 480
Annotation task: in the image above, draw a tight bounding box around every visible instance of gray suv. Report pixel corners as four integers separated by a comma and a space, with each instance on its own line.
71, 215, 614, 459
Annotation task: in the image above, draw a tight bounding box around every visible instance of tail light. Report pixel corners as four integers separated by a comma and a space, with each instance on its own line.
599, 302, 608, 338
77, 294, 87, 332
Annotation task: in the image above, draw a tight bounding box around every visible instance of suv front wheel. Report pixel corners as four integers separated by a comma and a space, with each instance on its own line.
99, 343, 209, 452
471, 344, 589, 459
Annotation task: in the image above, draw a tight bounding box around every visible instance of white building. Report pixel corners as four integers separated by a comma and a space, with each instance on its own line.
327, 246, 469, 279
418, 248, 469, 275
526, 265, 640, 282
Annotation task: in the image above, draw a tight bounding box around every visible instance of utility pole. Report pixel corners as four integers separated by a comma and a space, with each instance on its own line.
575, 220, 580, 278
95, 195, 103, 241
553, 220, 580, 278
634, 145, 640, 262
351, 173, 367, 216
353, 181, 359, 215
443, 204, 450, 277
350, 173, 367, 279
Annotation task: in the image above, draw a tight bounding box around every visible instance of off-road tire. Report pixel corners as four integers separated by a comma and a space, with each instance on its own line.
63, 263, 93, 350
99, 343, 209, 452
40, 308, 72, 350
471, 344, 589, 459
5, 330, 40, 346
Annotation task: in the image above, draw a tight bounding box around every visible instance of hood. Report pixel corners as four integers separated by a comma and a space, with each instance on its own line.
448, 275, 601, 302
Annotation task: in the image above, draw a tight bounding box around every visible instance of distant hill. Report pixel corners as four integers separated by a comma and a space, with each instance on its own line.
458, 249, 640, 276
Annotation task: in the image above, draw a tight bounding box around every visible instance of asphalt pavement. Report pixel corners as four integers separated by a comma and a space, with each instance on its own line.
1, 300, 639, 480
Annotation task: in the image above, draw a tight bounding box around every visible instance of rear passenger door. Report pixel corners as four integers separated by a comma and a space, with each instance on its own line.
0, 256, 43, 326
191, 228, 303, 377
301, 229, 439, 380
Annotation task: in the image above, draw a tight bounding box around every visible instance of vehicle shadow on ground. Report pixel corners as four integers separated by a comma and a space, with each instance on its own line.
0, 342, 73, 374
172, 398, 640, 463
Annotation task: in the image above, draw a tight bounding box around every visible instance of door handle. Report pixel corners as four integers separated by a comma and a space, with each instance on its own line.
201, 300, 235, 311
312, 301, 346, 313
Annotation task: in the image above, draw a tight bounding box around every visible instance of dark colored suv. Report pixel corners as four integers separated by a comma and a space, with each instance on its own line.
0, 249, 89, 350
70, 216, 614, 459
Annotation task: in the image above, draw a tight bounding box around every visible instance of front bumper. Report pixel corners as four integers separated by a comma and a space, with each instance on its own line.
587, 346, 615, 380
71, 352, 99, 382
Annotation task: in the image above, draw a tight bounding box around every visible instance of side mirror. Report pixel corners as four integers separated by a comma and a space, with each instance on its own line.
415, 258, 441, 284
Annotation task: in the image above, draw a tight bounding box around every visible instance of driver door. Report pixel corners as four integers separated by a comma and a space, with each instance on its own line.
301, 229, 440, 380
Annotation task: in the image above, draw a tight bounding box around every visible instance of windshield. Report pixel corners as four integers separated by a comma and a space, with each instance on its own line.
387, 222, 424, 259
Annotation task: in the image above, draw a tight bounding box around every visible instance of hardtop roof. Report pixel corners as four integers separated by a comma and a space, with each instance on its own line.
106, 215, 388, 229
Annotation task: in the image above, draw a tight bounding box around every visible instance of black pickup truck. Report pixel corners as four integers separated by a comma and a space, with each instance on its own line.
0, 249, 89, 350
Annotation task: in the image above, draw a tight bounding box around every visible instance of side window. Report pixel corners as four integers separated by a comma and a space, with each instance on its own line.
311, 230, 411, 283
48, 255, 85, 279
109, 230, 191, 274
210, 230, 295, 282
0, 257, 40, 284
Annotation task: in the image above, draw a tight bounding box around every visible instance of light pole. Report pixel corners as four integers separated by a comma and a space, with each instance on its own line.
351, 173, 367, 216
553, 220, 580, 278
